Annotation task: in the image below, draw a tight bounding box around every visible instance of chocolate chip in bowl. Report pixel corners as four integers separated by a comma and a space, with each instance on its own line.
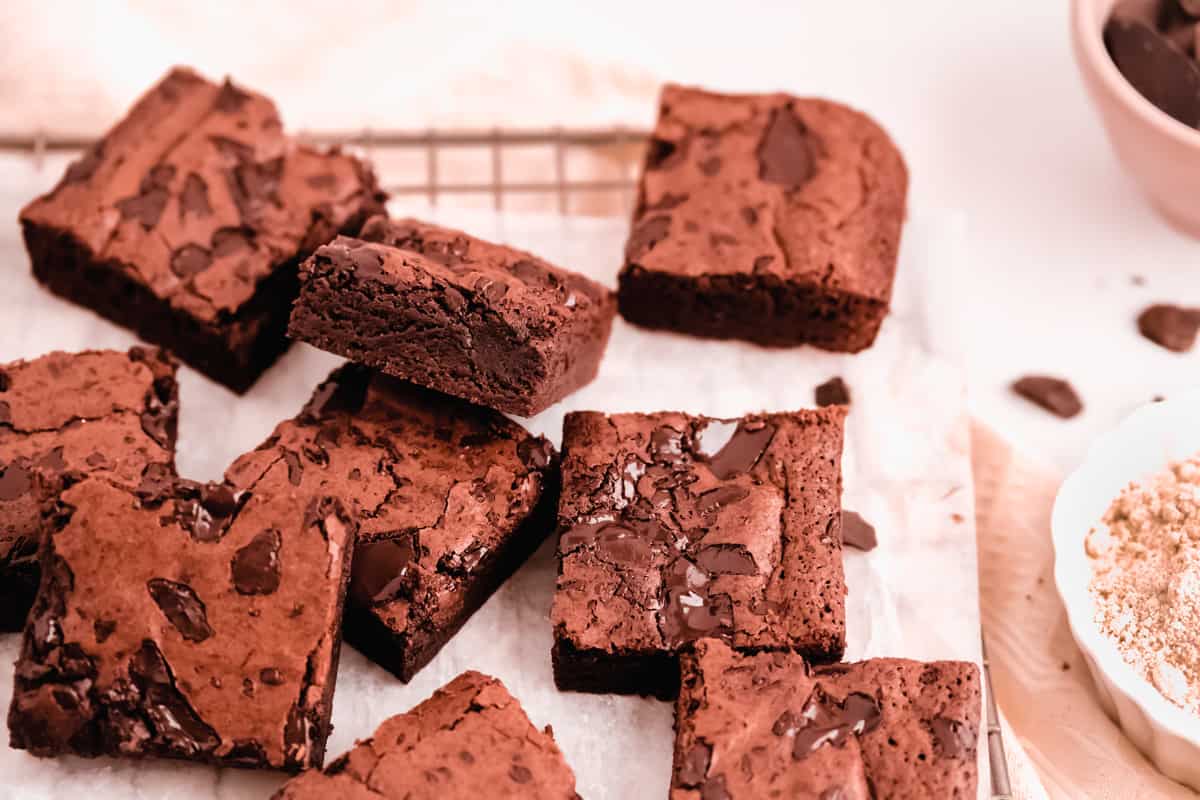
1104, 0, 1200, 129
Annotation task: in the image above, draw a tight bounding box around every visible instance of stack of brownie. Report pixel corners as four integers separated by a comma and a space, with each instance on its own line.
0, 67, 981, 799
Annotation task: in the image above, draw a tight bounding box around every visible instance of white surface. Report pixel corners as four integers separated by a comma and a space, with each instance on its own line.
1052, 390, 1200, 791
0, 165, 985, 798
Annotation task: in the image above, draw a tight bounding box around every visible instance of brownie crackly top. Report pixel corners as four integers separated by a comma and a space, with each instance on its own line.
19, 67, 384, 325
627, 84, 907, 301
552, 407, 847, 661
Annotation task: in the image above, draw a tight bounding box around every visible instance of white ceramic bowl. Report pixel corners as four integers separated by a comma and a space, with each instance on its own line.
1052, 389, 1200, 789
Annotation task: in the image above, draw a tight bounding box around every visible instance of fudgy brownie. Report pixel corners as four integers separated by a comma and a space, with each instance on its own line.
618, 84, 908, 352
19, 67, 386, 392
7, 470, 357, 770
0, 347, 178, 632
273, 671, 579, 799
551, 407, 847, 699
226, 364, 558, 682
672, 640, 980, 799
289, 215, 616, 416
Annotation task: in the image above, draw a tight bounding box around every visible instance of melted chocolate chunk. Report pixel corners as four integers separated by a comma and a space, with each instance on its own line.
126, 640, 220, 755
646, 137, 682, 170
1012, 376, 1083, 419
929, 716, 976, 759
702, 421, 775, 479
757, 106, 818, 188
841, 510, 877, 552
147, 578, 214, 642
1137, 303, 1200, 352
116, 165, 175, 229
351, 536, 417, 606
791, 686, 882, 759
625, 215, 673, 262
677, 740, 713, 786
661, 558, 734, 648
174, 482, 245, 542
815, 376, 851, 407
0, 462, 33, 501
60, 145, 104, 187
136, 463, 176, 504
170, 244, 213, 278
211, 226, 254, 258
231, 529, 282, 595
179, 173, 212, 217
517, 437, 554, 470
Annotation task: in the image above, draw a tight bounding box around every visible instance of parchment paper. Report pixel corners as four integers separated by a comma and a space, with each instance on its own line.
0, 157, 985, 798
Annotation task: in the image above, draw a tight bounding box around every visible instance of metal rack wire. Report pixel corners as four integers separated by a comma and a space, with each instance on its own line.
2, 125, 1012, 799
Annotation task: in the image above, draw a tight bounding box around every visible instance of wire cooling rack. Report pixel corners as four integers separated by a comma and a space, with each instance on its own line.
2, 125, 1013, 799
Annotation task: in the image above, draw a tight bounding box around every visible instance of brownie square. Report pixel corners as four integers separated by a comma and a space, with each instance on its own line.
0, 347, 178, 632
618, 84, 908, 352
19, 67, 386, 392
672, 640, 981, 799
7, 470, 356, 770
273, 670, 578, 799
226, 364, 558, 682
288, 216, 616, 416
550, 407, 847, 700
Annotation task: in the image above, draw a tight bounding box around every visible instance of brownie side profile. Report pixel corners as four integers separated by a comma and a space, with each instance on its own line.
273, 671, 579, 799
618, 84, 908, 352
19, 67, 386, 392
7, 469, 356, 770
226, 364, 559, 682
672, 640, 981, 799
289, 216, 616, 416
550, 407, 847, 699
0, 347, 178, 632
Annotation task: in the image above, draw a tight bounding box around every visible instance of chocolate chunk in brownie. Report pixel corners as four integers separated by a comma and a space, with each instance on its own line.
1137, 303, 1200, 352
1012, 376, 1084, 419
551, 407, 847, 699
289, 216, 617, 416
7, 469, 356, 770
618, 84, 908, 352
226, 364, 558, 681
841, 510, 877, 552
1105, 9, 1200, 128
0, 348, 178, 632
672, 640, 980, 799
19, 67, 386, 392
272, 671, 579, 799
815, 376, 851, 407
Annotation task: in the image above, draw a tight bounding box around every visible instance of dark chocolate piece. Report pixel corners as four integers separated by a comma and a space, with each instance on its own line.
289, 216, 617, 416
226, 364, 558, 682
672, 640, 981, 799
815, 377, 851, 407
1137, 303, 1200, 352
1012, 376, 1084, 419
841, 510, 877, 552
272, 671, 579, 799
1105, 13, 1200, 129
7, 468, 356, 770
0, 348, 178, 632
551, 407, 847, 699
618, 84, 908, 352
19, 67, 386, 392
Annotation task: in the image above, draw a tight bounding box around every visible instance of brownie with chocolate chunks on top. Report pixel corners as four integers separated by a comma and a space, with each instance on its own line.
226, 364, 558, 682
0, 347, 178, 632
288, 215, 616, 417
619, 84, 908, 352
7, 466, 356, 770
550, 406, 847, 700
672, 640, 980, 800
19, 67, 386, 392
273, 671, 580, 800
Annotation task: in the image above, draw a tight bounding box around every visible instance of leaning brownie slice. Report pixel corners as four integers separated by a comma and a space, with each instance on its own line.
619, 84, 908, 352
550, 406, 847, 699
273, 671, 579, 799
289, 216, 616, 416
226, 364, 558, 682
0, 347, 178, 632
20, 66, 386, 392
672, 640, 981, 799
7, 468, 356, 770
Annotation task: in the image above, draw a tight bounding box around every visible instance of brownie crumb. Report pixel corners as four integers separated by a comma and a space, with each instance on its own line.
1137, 303, 1200, 353
1012, 376, 1083, 419
815, 376, 851, 407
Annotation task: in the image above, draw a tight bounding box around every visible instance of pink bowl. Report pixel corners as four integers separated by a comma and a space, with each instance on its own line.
1072, 0, 1200, 237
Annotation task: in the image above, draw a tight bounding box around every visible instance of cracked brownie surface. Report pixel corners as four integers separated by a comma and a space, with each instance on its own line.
672, 640, 980, 800
619, 84, 908, 352
19, 67, 386, 391
288, 215, 616, 416
273, 671, 579, 799
7, 463, 356, 770
550, 407, 847, 699
0, 348, 178, 632
226, 364, 558, 681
